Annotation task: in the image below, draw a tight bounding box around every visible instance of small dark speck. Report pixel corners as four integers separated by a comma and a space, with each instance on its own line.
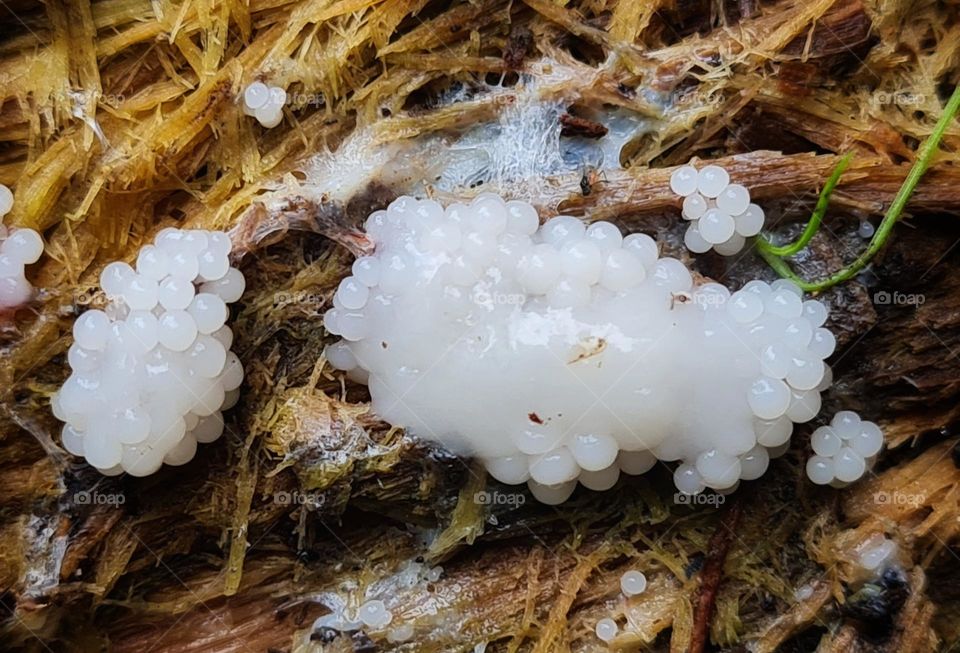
352, 631, 377, 652
685, 554, 705, 578
381, 341, 388, 349
528, 412, 544, 424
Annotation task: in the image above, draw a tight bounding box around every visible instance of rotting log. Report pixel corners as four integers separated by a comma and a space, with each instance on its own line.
3, 0, 960, 651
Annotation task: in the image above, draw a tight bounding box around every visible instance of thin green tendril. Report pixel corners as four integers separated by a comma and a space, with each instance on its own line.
756, 83, 960, 292
756, 151, 854, 257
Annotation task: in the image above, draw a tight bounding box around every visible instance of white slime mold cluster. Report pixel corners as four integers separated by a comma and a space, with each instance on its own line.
308, 560, 441, 643
324, 195, 838, 503
52, 228, 246, 476
806, 411, 883, 485
670, 164, 765, 256
242, 82, 287, 128
0, 184, 43, 309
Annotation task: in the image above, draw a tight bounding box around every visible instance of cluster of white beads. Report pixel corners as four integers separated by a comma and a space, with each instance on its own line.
0, 184, 43, 309
324, 195, 838, 504
806, 411, 883, 486
52, 229, 246, 476
307, 559, 440, 643
670, 164, 764, 256
312, 599, 393, 635
242, 82, 287, 128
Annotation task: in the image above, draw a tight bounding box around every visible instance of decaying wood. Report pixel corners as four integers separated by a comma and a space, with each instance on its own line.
3, 0, 960, 651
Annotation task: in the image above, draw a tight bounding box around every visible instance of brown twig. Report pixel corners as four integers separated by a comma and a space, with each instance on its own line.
690, 501, 743, 653
559, 113, 609, 138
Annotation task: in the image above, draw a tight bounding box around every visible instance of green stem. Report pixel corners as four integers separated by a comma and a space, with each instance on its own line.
755, 246, 819, 291
756, 151, 854, 257
760, 83, 960, 292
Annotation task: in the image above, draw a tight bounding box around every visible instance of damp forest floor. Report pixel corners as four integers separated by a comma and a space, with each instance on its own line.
3, 0, 960, 651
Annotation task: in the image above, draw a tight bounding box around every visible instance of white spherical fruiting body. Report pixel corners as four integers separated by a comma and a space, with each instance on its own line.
0, 184, 13, 216
670, 164, 764, 256
595, 618, 618, 643
620, 570, 647, 596
0, 184, 42, 310
324, 196, 839, 502
53, 228, 246, 476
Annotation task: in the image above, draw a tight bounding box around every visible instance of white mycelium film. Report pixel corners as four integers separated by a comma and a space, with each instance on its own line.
324, 195, 838, 503
52, 229, 246, 476
0, 184, 43, 309
671, 164, 765, 256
